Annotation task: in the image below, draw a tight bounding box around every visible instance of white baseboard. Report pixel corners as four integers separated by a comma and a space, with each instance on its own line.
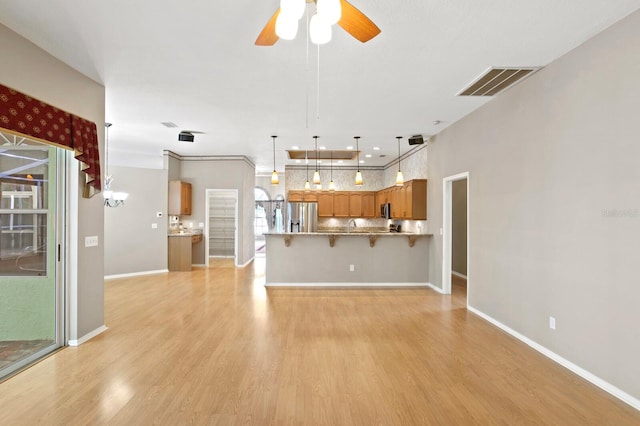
68, 325, 108, 346
467, 306, 640, 411
425, 282, 446, 294
104, 269, 168, 280
451, 271, 467, 279
265, 282, 429, 288
237, 257, 254, 268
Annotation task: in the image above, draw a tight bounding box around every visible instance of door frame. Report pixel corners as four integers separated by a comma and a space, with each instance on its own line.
204, 189, 239, 267
442, 172, 470, 300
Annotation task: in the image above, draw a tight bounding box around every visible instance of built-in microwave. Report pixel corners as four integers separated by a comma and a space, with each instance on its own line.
380, 203, 391, 219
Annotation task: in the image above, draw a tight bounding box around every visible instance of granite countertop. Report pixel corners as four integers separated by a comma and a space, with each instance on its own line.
168, 230, 203, 237
264, 231, 433, 236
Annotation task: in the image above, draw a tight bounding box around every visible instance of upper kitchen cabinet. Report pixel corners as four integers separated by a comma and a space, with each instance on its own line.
349, 192, 377, 218
288, 190, 318, 202
333, 192, 350, 217
403, 179, 427, 220
169, 180, 192, 216
317, 192, 334, 217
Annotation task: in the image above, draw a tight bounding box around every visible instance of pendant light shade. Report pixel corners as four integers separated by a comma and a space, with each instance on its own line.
395, 136, 404, 186
313, 136, 321, 184
271, 136, 279, 185
354, 136, 363, 186
309, 13, 332, 45
276, 11, 299, 40
317, 0, 342, 25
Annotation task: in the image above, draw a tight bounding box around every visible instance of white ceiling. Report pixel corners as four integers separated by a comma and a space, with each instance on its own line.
1, 0, 639, 172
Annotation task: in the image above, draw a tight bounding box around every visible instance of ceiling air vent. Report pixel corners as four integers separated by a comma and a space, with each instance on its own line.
457, 67, 539, 96
161, 122, 178, 128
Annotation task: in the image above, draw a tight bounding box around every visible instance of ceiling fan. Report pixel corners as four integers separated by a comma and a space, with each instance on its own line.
255, 0, 381, 46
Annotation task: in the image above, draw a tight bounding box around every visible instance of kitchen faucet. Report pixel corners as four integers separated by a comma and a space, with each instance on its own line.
347, 219, 357, 233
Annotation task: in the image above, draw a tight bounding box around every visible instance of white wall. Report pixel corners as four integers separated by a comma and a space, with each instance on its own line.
427, 10, 640, 401
0, 23, 106, 341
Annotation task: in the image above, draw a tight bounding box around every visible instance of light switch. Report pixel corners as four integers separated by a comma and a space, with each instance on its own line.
85, 236, 99, 247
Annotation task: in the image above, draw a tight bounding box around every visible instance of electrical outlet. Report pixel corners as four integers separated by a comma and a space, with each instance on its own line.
151, 223, 158, 229
349, 264, 355, 272
549, 316, 556, 330
85, 236, 99, 247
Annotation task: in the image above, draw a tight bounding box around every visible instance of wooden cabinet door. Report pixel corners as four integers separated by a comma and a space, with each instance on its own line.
303, 191, 318, 202
391, 187, 402, 218
409, 179, 427, 220
169, 180, 192, 216
404, 182, 412, 219
181, 182, 192, 215
349, 192, 363, 217
333, 193, 350, 217
361, 192, 377, 217
288, 191, 304, 202
317, 192, 334, 217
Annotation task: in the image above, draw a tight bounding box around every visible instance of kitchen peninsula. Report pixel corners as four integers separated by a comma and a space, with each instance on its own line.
264, 231, 432, 287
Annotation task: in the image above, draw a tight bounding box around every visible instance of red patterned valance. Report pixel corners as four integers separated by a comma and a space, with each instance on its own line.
0, 83, 101, 194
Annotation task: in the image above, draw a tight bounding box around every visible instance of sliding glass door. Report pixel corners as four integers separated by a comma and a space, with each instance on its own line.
0, 133, 63, 379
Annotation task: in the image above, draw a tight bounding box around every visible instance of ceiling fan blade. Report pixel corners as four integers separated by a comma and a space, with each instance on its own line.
338, 0, 381, 43
255, 9, 281, 46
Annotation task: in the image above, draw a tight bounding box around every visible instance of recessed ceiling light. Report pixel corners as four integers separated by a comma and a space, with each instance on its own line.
292, 145, 299, 150
319, 146, 326, 150
359, 160, 365, 164
346, 146, 354, 150
365, 154, 372, 158
373, 147, 380, 150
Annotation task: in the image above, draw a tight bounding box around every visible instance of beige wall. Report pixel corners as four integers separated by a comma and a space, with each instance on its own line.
452, 179, 467, 275
0, 23, 106, 341
104, 165, 168, 276
177, 155, 256, 266
427, 10, 640, 400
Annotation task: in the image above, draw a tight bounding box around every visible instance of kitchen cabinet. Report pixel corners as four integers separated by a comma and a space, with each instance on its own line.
349, 192, 377, 218
404, 179, 427, 220
288, 190, 317, 202
169, 180, 192, 216
317, 192, 334, 217
168, 235, 192, 271
333, 193, 350, 217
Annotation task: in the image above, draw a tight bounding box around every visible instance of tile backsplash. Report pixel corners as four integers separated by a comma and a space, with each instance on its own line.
318, 217, 428, 233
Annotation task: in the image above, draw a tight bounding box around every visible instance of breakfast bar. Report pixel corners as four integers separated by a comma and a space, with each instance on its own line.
264, 231, 432, 287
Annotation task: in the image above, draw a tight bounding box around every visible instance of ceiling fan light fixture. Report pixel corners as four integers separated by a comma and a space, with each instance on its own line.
310, 13, 332, 45
317, 0, 341, 25
280, 0, 305, 20
275, 11, 299, 40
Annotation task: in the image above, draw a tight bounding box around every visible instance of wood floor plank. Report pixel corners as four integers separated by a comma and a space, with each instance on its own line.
0, 260, 638, 424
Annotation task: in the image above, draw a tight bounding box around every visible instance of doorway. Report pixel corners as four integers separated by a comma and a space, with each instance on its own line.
442, 172, 469, 301
0, 135, 65, 379
205, 189, 238, 266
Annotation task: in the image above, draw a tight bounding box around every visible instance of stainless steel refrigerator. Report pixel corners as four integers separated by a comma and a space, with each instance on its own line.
286, 202, 318, 233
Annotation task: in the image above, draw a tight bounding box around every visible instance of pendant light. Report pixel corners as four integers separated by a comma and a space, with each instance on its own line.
304, 150, 311, 191
271, 135, 279, 185
329, 151, 335, 191
103, 122, 129, 207
312, 136, 321, 185
354, 136, 363, 186
395, 136, 404, 186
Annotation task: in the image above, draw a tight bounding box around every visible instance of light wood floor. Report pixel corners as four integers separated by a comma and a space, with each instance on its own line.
0, 260, 638, 425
